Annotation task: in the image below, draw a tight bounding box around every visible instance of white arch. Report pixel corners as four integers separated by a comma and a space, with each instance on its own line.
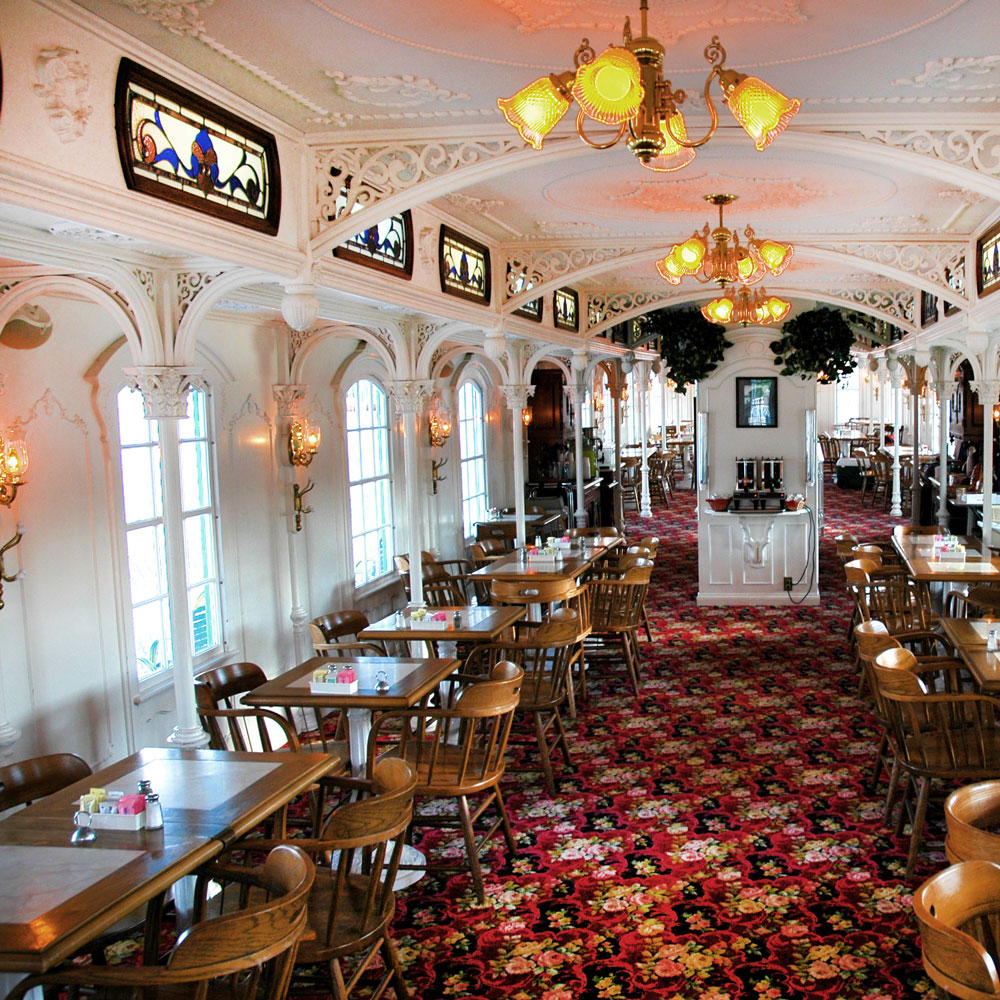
430, 343, 506, 386
0, 275, 148, 365
290, 321, 397, 384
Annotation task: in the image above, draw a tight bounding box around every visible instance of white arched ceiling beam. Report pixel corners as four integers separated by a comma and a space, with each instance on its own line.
173, 268, 285, 364
430, 343, 507, 386
415, 320, 482, 380
0, 274, 149, 365
786, 127, 1000, 202
309, 135, 590, 260
523, 342, 571, 384
290, 321, 398, 385
583, 285, 918, 343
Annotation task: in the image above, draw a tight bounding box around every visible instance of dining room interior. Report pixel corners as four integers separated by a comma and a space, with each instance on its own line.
2, 1, 1000, 998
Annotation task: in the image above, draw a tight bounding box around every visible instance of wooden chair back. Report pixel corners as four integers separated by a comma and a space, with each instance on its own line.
471, 539, 506, 564
491, 576, 577, 609
912, 860, 1000, 998
945, 780, 1000, 866
588, 565, 652, 633
567, 526, 620, 538
835, 532, 859, 562
0, 753, 91, 812
312, 610, 370, 642
197, 661, 267, 707
195, 682, 301, 753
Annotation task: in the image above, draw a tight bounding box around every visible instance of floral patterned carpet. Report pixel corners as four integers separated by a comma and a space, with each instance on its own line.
351, 474, 940, 1000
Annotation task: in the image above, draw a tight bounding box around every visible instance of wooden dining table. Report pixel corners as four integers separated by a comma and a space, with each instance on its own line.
891, 529, 1000, 585
242, 654, 460, 777
467, 536, 622, 585
0, 746, 336, 975
939, 617, 1000, 692
359, 604, 524, 648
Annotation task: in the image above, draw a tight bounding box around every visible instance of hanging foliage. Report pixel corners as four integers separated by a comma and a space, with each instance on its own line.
638, 308, 732, 391
769, 307, 858, 383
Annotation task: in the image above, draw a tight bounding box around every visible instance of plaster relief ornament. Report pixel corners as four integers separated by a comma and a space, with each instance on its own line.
324, 71, 470, 107
892, 55, 1000, 91
33, 48, 92, 143
112, 0, 211, 37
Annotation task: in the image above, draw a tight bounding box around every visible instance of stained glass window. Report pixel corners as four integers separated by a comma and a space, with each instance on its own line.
345, 379, 395, 587
458, 381, 488, 538
117, 385, 224, 683
334, 211, 413, 277
507, 264, 541, 321
116, 59, 280, 235
554, 288, 579, 331
439, 226, 491, 304
978, 223, 1000, 298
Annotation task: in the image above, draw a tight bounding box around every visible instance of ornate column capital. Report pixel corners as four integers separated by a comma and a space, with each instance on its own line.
272, 384, 308, 419
499, 384, 535, 411
885, 353, 905, 390
971, 380, 1000, 405
563, 383, 584, 407
389, 379, 434, 414
123, 366, 205, 419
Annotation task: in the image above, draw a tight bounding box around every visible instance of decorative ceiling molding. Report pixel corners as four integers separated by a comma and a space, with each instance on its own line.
609, 175, 829, 213
585, 291, 672, 334
823, 287, 916, 325
859, 214, 934, 232
305, 108, 494, 128
446, 193, 505, 215
33, 47, 93, 143
176, 271, 225, 318
891, 55, 1000, 91
810, 94, 1000, 104
323, 70, 469, 107
938, 187, 987, 206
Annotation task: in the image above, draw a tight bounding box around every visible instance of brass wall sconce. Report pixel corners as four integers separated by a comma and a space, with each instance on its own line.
0, 522, 24, 611
431, 457, 448, 495
0, 431, 27, 610
428, 408, 452, 448
292, 480, 314, 531
521, 407, 533, 427
288, 419, 321, 467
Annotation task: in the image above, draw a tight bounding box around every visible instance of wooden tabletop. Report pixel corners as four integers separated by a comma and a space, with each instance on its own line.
891, 531, 1000, 583
359, 604, 524, 642
243, 655, 460, 712
468, 537, 620, 583
0, 747, 335, 973
940, 617, 1000, 691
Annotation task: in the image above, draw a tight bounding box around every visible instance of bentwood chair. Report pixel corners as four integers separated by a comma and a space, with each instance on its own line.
944, 780, 1000, 866
0, 752, 91, 811
586, 564, 653, 696
873, 646, 1000, 876
366, 662, 523, 903
6, 845, 315, 1000
462, 611, 578, 795
912, 860, 1000, 999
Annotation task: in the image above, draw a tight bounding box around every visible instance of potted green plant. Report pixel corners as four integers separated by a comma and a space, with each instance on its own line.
769, 307, 857, 383
638, 308, 733, 390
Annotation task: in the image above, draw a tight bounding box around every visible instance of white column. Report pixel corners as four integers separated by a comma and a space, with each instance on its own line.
501, 384, 535, 545
638, 363, 652, 518
931, 348, 953, 532
273, 384, 313, 662
879, 359, 888, 449
613, 374, 624, 533
659, 371, 668, 447
564, 383, 587, 527
125, 367, 209, 747
973, 380, 1000, 549
886, 354, 903, 517
390, 381, 433, 604
911, 365, 922, 525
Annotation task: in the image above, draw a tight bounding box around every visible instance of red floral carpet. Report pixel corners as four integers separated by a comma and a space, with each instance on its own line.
331, 475, 938, 1000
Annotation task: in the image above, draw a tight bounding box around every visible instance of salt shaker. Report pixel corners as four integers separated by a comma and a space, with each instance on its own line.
989, 629, 998, 653
144, 792, 164, 830
394, 609, 404, 627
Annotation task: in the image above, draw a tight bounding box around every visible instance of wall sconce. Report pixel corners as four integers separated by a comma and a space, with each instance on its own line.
621, 384, 630, 403
0, 432, 27, 610
292, 480, 314, 532
993, 404, 999, 423
428, 408, 452, 448
521, 407, 533, 427
288, 419, 321, 467
594, 395, 605, 413
431, 457, 448, 495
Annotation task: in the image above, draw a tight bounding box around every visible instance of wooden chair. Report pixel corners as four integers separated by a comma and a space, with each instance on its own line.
818, 433, 839, 475
843, 558, 941, 647
312, 609, 370, 643
470, 539, 506, 565
0, 752, 91, 811
853, 448, 875, 503
912, 860, 1000, 999
945, 780, 1000, 865
869, 453, 892, 508
567, 526, 621, 538
946, 585, 1000, 619
8, 844, 315, 1000
366, 662, 523, 903
462, 611, 578, 795
620, 457, 641, 511
586, 564, 652, 696
873, 645, 1000, 876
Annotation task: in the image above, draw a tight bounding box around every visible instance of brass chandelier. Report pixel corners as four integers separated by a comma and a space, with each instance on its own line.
656, 193, 793, 287
497, 0, 801, 172
701, 285, 791, 327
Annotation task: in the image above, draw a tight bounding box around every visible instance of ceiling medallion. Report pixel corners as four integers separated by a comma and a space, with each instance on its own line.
656, 193, 793, 287
497, 0, 800, 172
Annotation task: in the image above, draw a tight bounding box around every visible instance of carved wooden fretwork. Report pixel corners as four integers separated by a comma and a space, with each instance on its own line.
851, 127, 1000, 177
504, 246, 638, 300
176, 271, 225, 319
823, 288, 917, 326
819, 242, 967, 299
314, 137, 523, 228
585, 291, 673, 333
133, 268, 156, 301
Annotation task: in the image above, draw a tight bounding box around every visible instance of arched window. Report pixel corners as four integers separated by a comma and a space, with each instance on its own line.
457, 381, 488, 537
116, 384, 224, 682
835, 367, 861, 425
345, 378, 395, 587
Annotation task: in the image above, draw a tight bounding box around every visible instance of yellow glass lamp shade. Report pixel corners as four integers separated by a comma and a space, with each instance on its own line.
573, 47, 643, 125
655, 253, 684, 284
724, 74, 801, 151
762, 295, 791, 323
1, 439, 27, 481
498, 75, 572, 150
702, 295, 735, 325
736, 247, 764, 285
642, 111, 697, 173
676, 235, 707, 271
755, 239, 794, 276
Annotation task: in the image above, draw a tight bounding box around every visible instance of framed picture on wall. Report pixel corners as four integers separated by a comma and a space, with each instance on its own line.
736, 377, 778, 428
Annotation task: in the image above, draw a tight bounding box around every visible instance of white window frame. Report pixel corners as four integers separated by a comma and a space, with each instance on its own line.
345, 377, 395, 588
116, 384, 225, 689
457, 379, 488, 539
835, 367, 862, 424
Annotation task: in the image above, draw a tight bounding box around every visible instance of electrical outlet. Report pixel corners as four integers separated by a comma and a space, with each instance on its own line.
783, 577, 793, 592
